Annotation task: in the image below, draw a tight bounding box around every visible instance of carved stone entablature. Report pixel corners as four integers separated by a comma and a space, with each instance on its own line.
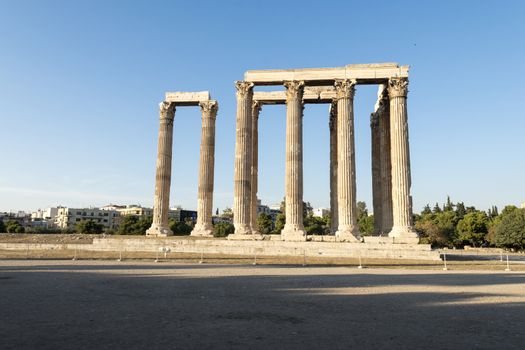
199, 100, 218, 118
159, 101, 176, 122
235, 81, 254, 99
334, 79, 356, 100
284, 80, 305, 101
388, 77, 409, 98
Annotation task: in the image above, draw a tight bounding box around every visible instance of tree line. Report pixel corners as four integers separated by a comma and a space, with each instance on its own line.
1, 197, 524, 251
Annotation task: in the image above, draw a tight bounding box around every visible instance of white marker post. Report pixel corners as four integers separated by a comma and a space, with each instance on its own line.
442, 253, 448, 271
505, 254, 511, 271
199, 248, 204, 264
302, 249, 307, 267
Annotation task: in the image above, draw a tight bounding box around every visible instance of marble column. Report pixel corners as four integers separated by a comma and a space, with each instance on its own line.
230, 81, 254, 238
334, 79, 360, 242
281, 80, 306, 241
378, 85, 393, 234
191, 100, 218, 237
250, 101, 262, 235
329, 101, 338, 234
387, 77, 418, 241
370, 107, 382, 235
146, 101, 176, 236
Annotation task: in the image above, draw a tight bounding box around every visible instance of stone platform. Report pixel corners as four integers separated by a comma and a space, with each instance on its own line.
0, 236, 441, 261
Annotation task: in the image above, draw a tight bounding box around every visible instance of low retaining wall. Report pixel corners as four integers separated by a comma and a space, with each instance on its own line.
0, 237, 441, 261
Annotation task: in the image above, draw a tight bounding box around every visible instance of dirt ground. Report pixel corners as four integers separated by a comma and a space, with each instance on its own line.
1, 260, 524, 350
0, 233, 98, 244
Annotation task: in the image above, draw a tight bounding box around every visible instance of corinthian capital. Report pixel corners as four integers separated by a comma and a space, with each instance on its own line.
334, 79, 356, 100
159, 101, 176, 120
199, 100, 218, 117
235, 81, 254, 99
388, 77, 409, 98
284, 80, 305, 101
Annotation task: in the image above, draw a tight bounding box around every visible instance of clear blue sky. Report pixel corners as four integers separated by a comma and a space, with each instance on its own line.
1, 0, 524, 213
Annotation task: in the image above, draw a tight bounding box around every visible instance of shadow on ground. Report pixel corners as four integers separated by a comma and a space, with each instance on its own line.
1, 262, 524, 350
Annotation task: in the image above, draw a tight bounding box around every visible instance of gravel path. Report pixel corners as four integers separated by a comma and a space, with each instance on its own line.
1, 260, 524, 350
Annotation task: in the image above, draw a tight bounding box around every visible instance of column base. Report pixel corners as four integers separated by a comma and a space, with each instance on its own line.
190, 224, 214, 238
281, 225, 307, 241
388, 226, 419, 244
227, 233, 264, 241
233, 223, 251, 236
146, 224, 173, 237
335, 228, 361, 242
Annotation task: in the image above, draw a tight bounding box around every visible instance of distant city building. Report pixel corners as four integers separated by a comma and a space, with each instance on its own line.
117, 205, 154, 217
268, 204, 282, 212
181, 209, 197, 223
30, 207, 60, 228
31, 207, 59, 221
116, 205, 182, 221
313, 208, 330, 218
100, 204, 126, 211
0, 211, 31, 226
55, 207, 120, 229
256, 200, 270, 215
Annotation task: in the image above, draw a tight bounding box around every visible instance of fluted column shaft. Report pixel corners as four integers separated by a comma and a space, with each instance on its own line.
387, 78, 418, 239
250, 101, 261, 234
191, 100, 218, 237
329, 102, 338, 234
378, 86, 393, 234
231, 81, 254, 237
281, 81, 306, 241
371, 109, 382, 234
147, 101, 176, 236
335, 79, 360, 241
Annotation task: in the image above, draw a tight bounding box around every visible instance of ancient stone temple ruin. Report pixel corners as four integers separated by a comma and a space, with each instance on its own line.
147, 63, 419, 245
146, 92, 218, 237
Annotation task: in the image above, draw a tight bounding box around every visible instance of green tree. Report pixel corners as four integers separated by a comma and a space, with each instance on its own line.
432, 203, 442, 214
455, 202, 467, 219
415, 219, 450, 247
487, 205, 499, 219
222, 207, 233, 219
273, 213, 286, 234
117, 215, 151, 235
358, 215, 374, 236
414, 209, 458, 247
421, 204, 432, 215
304, 215, 329, 235
213, 222, 234, 237
444, 196, 454, 212
6, 220, 25, 233
356, 201, 368, 220
118, 215, 139, 235
75, 220, 103, 234
256, 213, 273, 234
456, 211, 489, 246
491, 207, 525, 250
0, 220, 6, 233
169, 219, 192, 236
355, 201, 374, 236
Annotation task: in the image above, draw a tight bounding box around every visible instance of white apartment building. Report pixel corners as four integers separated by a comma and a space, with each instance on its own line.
55, 207, 119, 229
313, 208, 330, 218
116, 205, 181, 221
